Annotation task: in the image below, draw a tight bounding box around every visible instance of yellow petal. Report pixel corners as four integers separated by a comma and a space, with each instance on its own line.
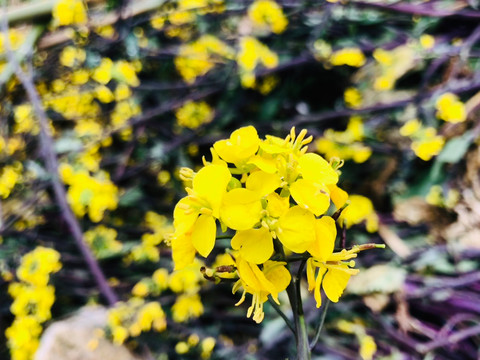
276, 206, 316, 253
298, 153, 338, 185
193, 164, 231, 216
308, 216, 337, 261
306, 258, 316, 291
231, 227, 273, 264
265, 193, 290, 218
290, 179, 330, 216
236, 257, 277, 295
328, 184, 348, 210
173, 197, 198, 235
213, 126, 260, 164
247, 155, 277, 173
246, 171, 282, 196
322, 266, 352, 302
263, 261, 291, 296
220, 188, 263, 230
191, 214, 216, 258
314, 267, 327, 308
172, 233, 196, 270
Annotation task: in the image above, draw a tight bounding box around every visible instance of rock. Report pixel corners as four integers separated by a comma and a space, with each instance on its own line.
35, 306, 141, 360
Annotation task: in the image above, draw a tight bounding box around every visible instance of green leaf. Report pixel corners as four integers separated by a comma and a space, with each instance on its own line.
119, 187, 143, 206
437, 131, 474, 164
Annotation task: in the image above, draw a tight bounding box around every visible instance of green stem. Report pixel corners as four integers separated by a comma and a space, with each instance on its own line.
268, 297, 295, 334
295, 314, 311, 360
309, 298, 330, 351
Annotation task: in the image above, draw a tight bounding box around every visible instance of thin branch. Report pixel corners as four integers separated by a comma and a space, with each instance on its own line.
309, 298, 330, 351
290, 76, 480, 127
417, 325, 480, 354
268, 297, 295, 334
351, 1, 480, 19
1, 8, 118, 305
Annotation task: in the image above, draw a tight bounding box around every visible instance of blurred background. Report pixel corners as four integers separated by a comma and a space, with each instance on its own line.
1, 0, 480, 359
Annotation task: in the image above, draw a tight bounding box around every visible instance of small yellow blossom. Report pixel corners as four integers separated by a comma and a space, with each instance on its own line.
330, 48, 366, 67
53, 0, 88, 27
420, 34, 435, 49
436, 92, 466, 123
344, 87, 362, 108
176, 101, 215, 129
248, 0, 288, 34
237, 37, 279, 88
172, 293, 204, 322
175, 35, 234, 83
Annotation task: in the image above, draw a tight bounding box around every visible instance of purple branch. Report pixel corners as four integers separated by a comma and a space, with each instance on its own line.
1, 13, 118, 305
352, 1, 480, 19
417, 325, 480, 354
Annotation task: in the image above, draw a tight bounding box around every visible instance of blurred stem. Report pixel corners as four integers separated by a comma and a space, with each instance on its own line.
267, 297, 295, 334
0, 9, 118, 306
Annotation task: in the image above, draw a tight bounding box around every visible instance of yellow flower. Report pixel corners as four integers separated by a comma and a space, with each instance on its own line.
233, 257, 291, 323
59, 46, 86, 67
92, 58, 114, 84
340, 195, 378, 232
436, 92, 466, 123
84, 225, 122, 259
248, 0, 288, 34
16, 247, 61, 287
0, 164, 22, 199
420, 34, 435, 49
344, 87, 362, 108
175, 35, 234, 83
399, 118, 421, 137
172, 293, 204, 322
330, 48, 366, 67
172, 164, 231, 268
237, 37, 279, 88
176, 101, 215, 129
53, 0, 88, 26
412, 135, 444, 161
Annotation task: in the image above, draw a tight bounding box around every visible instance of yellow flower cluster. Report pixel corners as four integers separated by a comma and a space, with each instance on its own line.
60, 164, 119, 222
435, 92, 467, 123
6, 247, 61, 360
400, 119, 444, 161
248, 0, 288, 34
426, 185, 459, 209
176, 101, 215, 129
330, 47, 366, 67
169, 260, 205, 322
316, 116, 372, 163
0, 28, 26, 53
52, 0, 88, 27
13, 104, 39, 135
372, 46, 415, 91
92, 58, 141, 87
175, 35, 234, 83
128, 212, 173, 263
0, 163, 22, 199
172, 126, 379, 322
344, 87, 362, 109
175, 334, 216, 359
150, 0, 225, 39
84, 225, 123, 259
131, 260, 205, 323
107, 298, 166, 345
237, 36, 278, 88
